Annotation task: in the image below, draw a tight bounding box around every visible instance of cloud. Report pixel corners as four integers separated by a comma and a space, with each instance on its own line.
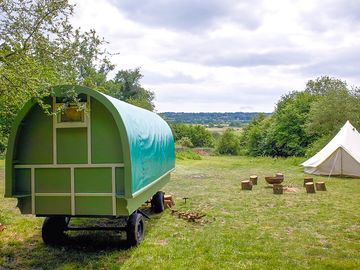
71, 0, 360, 112
110, 0, 264, 32
299, 0, 360, 33
142, 72, 204, 85
205, 50, 311, 67
300, 48, 360, 78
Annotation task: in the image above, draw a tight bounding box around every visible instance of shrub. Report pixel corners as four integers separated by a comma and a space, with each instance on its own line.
217, 128, 240, 155
176, 149, 202, 160
171, 124, 214, 148
177, 137, 193, 148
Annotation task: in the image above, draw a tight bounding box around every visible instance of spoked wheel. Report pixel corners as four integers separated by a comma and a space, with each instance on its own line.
42, 216, 68, 245
151, 191, 165, 213
126, 212, 145, 246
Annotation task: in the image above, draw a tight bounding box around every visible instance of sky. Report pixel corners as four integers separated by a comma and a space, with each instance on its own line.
70, 0, 360, 113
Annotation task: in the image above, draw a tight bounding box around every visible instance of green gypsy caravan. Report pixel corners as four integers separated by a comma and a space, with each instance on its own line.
5, 85, 175, 246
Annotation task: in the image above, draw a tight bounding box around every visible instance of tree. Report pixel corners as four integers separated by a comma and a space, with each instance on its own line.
306, 88, 360, 137
170, 124, 214, 148
0, 1, 156, 153
305, 76, 348, 96
105, 68, 155, 111
217, 128, 240, 155
0, 0, 111, 152
267, 91, 316, 156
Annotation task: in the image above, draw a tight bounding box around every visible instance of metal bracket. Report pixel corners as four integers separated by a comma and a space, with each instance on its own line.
137, 209, 150, 219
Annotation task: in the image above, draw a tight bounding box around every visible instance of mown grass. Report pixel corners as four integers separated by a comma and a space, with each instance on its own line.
1, 156, 360, 269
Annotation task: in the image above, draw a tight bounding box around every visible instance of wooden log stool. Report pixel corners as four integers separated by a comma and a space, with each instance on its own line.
249, 175, 258, 185
304, 177, 313, 187
305, 182, 316, 193
241, 180, 252, 190
276, 173, 284, 178
164, 194, 175, 208
273, 184, 283, 194
315, 182, 326, 191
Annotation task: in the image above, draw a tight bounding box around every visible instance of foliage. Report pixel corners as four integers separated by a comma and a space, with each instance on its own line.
104, 68, 155, 111
306, 88, 360, 137
239, 113, 271, 156
216, 128, 240, 155
0, 1, 155, 153
175, 149, 202, 160
240, 76, 360, 157
264, 91, 316, 156
171, 124, 214, 148
177, 137, 193, 148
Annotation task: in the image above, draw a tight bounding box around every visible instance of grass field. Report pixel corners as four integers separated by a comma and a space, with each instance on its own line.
1, 156, 360, 269
207, 127, 242, 135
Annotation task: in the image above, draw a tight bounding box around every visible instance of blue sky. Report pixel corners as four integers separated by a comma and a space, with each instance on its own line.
71, 0, 360, 112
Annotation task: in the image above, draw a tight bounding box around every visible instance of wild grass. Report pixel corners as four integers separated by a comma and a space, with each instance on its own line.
1, 156, 360, 269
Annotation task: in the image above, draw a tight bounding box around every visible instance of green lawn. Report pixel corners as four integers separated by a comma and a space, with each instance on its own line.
1, 156, 359, 269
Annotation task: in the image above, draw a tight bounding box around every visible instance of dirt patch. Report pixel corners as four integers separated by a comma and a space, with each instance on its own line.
190, 174, 208, 180
192, 149, 211, 156
283, 185, 301, 193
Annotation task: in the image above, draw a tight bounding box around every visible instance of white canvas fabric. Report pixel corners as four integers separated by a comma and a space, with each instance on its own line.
301, 121, 360, 177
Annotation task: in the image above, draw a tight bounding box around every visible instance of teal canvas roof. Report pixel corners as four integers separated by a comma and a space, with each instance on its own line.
102, 93, 175, 193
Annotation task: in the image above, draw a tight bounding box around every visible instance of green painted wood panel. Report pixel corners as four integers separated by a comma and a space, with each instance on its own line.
35, 196, 71, 215
14, 169, 31, 195
15, 103, 53, 164
91, 98, 123, 163
35, 168, 71, 193
57, 128, 87, 164
115, 167, 125, 195
74, 168, 112, 193
75, 197, 112, 215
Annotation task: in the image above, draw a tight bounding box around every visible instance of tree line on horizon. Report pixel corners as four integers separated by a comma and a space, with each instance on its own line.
161, 112, 272, 126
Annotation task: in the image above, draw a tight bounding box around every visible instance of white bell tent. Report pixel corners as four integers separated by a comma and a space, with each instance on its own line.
301, 121, 360, 177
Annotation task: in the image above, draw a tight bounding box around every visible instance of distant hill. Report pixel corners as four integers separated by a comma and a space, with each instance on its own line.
160, 112, 272, 126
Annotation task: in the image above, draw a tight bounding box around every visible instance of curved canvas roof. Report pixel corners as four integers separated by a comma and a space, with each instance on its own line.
301, 121, 360, 177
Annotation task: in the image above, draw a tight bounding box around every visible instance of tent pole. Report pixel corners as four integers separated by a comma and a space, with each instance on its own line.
340, 149, 343, 177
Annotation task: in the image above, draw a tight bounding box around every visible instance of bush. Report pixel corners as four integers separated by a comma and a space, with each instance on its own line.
177, 137, 193, 148
171, 124, 214, 148
217, 128, 240, 155
176, 149, 202, 160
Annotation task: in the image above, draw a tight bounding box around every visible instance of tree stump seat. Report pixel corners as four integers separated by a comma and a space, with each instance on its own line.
241, 180, 252, 190
315, 182, 326, 191
305, 182, 316, 193
273, 184, 283, 194
304, 177, 313, 187
250, 175, 258, 185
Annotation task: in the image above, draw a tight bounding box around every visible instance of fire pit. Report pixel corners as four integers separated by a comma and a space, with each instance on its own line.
265, 176, 284, 185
